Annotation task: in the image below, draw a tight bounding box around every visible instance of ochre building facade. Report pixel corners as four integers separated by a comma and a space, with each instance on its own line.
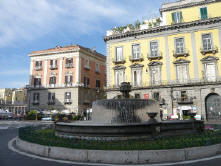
105, 0, 221, 121
28, 45, 106, 114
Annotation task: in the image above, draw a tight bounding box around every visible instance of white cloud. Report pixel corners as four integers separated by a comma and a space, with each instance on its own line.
0, 0, 161, 48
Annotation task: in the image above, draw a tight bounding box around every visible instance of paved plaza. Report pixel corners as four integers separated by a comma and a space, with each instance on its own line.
1, 121, 221, 166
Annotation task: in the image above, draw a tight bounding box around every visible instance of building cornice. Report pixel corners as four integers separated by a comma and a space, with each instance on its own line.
160, 0, 217, 13
104, 17, 221, 42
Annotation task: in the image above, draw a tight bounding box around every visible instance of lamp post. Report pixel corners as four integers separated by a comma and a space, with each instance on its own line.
25, 85, 31, 113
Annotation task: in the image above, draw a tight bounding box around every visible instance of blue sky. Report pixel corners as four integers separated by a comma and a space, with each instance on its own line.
0, 0, 167, 88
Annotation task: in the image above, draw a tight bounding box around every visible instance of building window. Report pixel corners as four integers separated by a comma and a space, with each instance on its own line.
65, 58, 73, 68
172, 11, 182, 24
132, 44, 141, 59
115, 47, 123, 62
150, 66, 161, 85
84, 59, 90, 69
200, 7, 208, 20
176, 65, 188, 83
84, 77, 90, 87
50, 59, 57, 69
135, 94, 140, 99
35, 61, 42, 70
150, 41, 158, 57
205, 62, 216, 81
175, 38, 185, 54
153, 92, 160, 101
49, 76, 56, 86
95, 63, 100, 73
115, 70, 125, 87
33, 93, 39, 105
34, 78, 41, 87
96, 80, 101, 90
132, 68, 142, 87
202, 34, 212, 51
64, 92, 72, 104
65, 75, 72, 86
181, 91, 187, 101
48, 92, 55, 105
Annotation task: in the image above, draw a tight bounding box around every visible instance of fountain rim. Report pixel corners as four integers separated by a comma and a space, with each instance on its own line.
55, 120, 201, 127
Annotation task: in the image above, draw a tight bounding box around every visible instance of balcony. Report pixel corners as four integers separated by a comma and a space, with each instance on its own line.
177, 97, 193, 104
64, 99, 72, 104
65, 63, 73, 68
49, 84, 56, 88
200, 46, 218, 55
96, 69, 100, 74
129, 54, 143, 62
147, 52, 162, 60
84, 65, 90, 70
35, 66, 42, 71
50, 65, 58, 70
48, 100, 55, 105
112, 57, 126, 64
32, 100, 39, 105
65, 83, 72, 87
173, 49, 189, 58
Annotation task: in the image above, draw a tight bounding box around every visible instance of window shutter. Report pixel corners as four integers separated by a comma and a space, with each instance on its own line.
172, 12, 175, 23
65, 76, 67, 83
204, 8, 208, 19
70, 76, 73, 82
54, 77, 56, 84
48, 93, 51, 100
180, 12, 183, 22
50, 60, 52, 65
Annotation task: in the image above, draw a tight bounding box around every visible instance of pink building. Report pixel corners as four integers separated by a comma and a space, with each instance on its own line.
28, 45, 106, 114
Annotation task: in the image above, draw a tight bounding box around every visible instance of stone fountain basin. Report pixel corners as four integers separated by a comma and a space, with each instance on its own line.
55, 120, 204, 141
55, 121, 156, 140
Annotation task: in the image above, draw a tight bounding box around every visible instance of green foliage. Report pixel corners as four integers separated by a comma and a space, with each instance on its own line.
135, 20, 141, 29
148, 22, 152, 28
156, 17, 161, 23
25, 110, 42, 120
19, 127, 221, 151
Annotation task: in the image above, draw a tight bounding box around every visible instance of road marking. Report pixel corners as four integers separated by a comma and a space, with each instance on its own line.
0, 127, 9, 130
8, 137, 221, 166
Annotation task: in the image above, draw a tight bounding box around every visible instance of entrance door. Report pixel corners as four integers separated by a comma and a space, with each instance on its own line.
206, 94, 221, 121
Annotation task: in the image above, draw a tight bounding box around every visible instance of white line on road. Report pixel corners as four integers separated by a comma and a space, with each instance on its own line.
0, 127, 9, 130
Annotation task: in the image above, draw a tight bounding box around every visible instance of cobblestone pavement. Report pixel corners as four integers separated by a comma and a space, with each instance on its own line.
1, 121, 221, 166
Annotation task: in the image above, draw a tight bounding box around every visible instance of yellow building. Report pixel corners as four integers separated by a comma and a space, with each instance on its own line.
104, 0, 221, 121
0, 88, 27, 116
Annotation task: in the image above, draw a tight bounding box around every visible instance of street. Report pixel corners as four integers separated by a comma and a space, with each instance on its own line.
1, 121, 221, 166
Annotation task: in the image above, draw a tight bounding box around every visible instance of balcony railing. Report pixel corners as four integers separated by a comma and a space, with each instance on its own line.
96, 69, 100, 74
48, 100, 55, 105
129, 54, 143, 62
173, 49, 189, 58
65, 63, 73, 68
50, 65, 58, 70
177, 97, 193, 104
64, 99, 72, 104
112, 57, 126, 64
35, 66, 42, 71
33, 100, 39, 105
200, 46, 218, 55
147, 52, 162, 60
65, 83, 72, 87
106, 77, 221, 90
84, 65, 90, 70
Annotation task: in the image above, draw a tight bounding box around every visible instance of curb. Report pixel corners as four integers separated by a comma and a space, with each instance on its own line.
8, 137, 221, 165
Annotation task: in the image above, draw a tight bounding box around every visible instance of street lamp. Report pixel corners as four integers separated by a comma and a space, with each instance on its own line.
25, 85, 31, 113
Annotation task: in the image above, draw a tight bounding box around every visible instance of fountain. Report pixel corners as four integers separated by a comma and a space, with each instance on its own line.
55, 82, 204, 141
